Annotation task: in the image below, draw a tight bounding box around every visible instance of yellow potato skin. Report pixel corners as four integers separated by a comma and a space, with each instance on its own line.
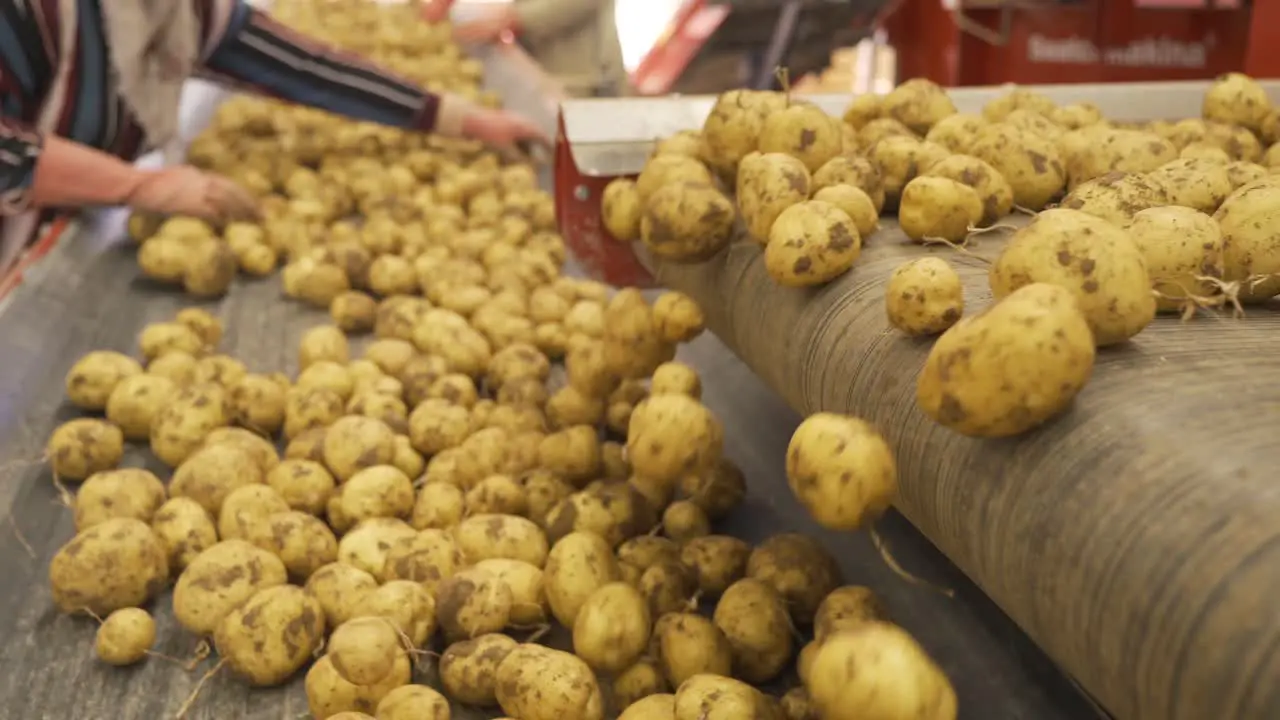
885, 257, 964, 336
916, 283, 1095, 438
764, 201, 861, 287
807, 622, 958, 720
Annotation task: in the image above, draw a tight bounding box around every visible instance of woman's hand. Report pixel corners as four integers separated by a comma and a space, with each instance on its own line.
126, 166, 261, 223
462, 107, 551, 151
453, 7, 518, 44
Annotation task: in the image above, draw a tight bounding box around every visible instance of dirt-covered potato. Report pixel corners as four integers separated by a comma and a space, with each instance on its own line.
627, 394, 723, 484
867, 136, 949, 206
640, 181, 737, 263
679, 458, 746, 520
898, 176, 982, 243
923, 154, 1013, 224
636, 154, 714, 204
814, 585, 889, 640
699, 89, 788, 178
300, 325, 351, 368
139, 321, 206, 361
138, 237, 191, 284
602, 178, 643, 242
381, 528, 465, 595
305, 652, 411, 719
882, 78, 956, 135
147, 350, 198, 386
218, 484, 289, 541
651, 292, 705, 344
255, 510, 339, 580
812, 154, 885, 211
183, 239, 237, 297
47, 418, 124, 481
150, 497, 217, 572
455, 513, 549, 567
764, 200, 861, 286
656, 613, 733, 688
337, 518, 417, 579
1147, 157, 1233, 213
284, 386, 346, 440
169, 442, 264, 515
1181, 142, 1232, 163
228, 373, 287, 435
736, 151, 811, 243
924, 113, 986, 153
661, 500, 710, 542
620, 694, 677, 720
779, 687, 819, 720
267, 459, 335, 516
990, 208, 1155, 345
172, 539, 287, 635
330, 291, 379, 334
713, 578, 793, 682
808, 623, 957, 720
203, 426, 278, 472
544, 531, 622, 628
340, 465, 414, 523
215, 585, 325, 686
409, 482, 466, 530
613, 659, 669, 710
150, 382, 231, 467
306, 562, 380, 628
353, 579, 437, 648
1214, 176, 1280, 301
1068, 129, 1178, 188
328, 616, 404, 685
747, 534, 842, 624
472, 558, 547, 625
495, 643, 606, 720
95, 607, 156, 666
436, 567, 514, 641
439, 632, 518, 706
538, 425, 604, 485
73, 468, 166, 531
918, 283, 1095, 437
758, 102, 844, 173
968, 123, 1065, 210
465, 474, 528, 515
1127, 206, 1224, 313
573, 581, 652, 672
375, 685, 451, 720
680, 535, 749, 596
65, 351, 144, 411
1203, 72, 1272, 134
673, 673, 777, 720
885, 257, 964, 335
785, 413, 896, 530
49, 518, 168, 615
1057, 171, 1168, 228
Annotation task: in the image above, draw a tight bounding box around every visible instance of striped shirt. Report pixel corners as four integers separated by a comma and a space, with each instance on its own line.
0, 0, 444, 258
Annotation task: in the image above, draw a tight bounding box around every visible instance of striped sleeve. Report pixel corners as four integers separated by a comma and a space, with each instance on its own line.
0, 79, 42, 216
194, 0, 447, 132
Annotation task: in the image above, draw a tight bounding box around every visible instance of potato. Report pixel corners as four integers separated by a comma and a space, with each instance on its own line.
764, 199, 861, 286
95, 608, 156, 666
602, 178, 643, 242
229, 373, 287, 435
47, 418, 124, 481
306, 562, 379, 628
857, 117, 914, 148
649, 361, 701, 399
1068, 129, 1178, 188
267, 459, 336, 516
329, 616, 403, 685
147, 350, 198, 385
918, 283, 1096, 437
495, 643, 606, 720
300, 325, 351, 368
747, 534, 842, 624
882, 78, 956, 135
679, 458, 746, 520
375, 685, 451, 720
1127, 206, 1224, 313
680, 535, 749, 596
454, 513, 549, 567
436, 567, 513, 641
472, 558, 547, 625
204, 426, 278, 473
139, 321, 206, 361
172, 539, 287, 635
898, 176, 982, 243
1057, 171, 1168, 228
1181, 142, 1231, 163
440, 632, 518, 706
170, 442, 265, 515
662, 500, 710, 542
711, 578, 793, 682
256, 510, 339, 580
73, 468, 166, 531
465, 474, 528, 515
627, 394, 723, 484
573, 581, 652, 672
780, 688, 819, 720
338, 518, 417, 579
655, 613, 732, 687
990, 208, 1156, 345
410, 482, 466, 530
49, 518, 168, 615
613, 659, 669, 710
621, 694, 678, 720
183, 239, 237, 296
618, 536, 682, 572
150, 382, 231, 467
867, 136, 949, 207
983, 88, 1056, 122
812, 154, 885, 211
808, 623, 957, 720
406, 398, 471, 456
215, 585, 325, 686
520, 471, 575, 527
673, 673, 777, 720
699, 89, 787, 178
640, 181, 736, 263
1203, 72, 1272, 134
138, 236, 189, 283
737, 152, 811, 243
340, 465, 414, 522
636, 155, 714, 204
355, 579, 438, 648
924, 113, 986, 153
544, 531, 621, 628
884, 257, 964, 336
815, 585, 889, 640
922, 154, 1013, 225
382, 528, 465, 593
538, 425, 603, 485
785, 413, 896, 530
758, 102, 843, 173
193, 354, 247, 387
841, 94, 882, 128
331, 291, 379, 333
297, 361, 355, 401
150, 497, 217, 572
651, 292, 705, 344
1214, 178, 1280, 301
218, 484, 290, 541
1147, 157, 1233, 213
969, 123, 1065, 210
305, 652, 411, 719
65, 351, 144, 411
811, 184, 879, 238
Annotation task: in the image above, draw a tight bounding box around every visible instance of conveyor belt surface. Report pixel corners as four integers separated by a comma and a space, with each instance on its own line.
0, 47, 1097, 720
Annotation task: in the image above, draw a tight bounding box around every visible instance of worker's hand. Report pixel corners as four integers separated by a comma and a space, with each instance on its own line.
126, 166, 261, 224
420, 0, 451, 23
462, 107, 550, 152
452, 7, 518, 45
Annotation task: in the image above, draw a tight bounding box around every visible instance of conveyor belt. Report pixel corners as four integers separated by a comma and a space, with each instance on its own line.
0, 48, 1096, 719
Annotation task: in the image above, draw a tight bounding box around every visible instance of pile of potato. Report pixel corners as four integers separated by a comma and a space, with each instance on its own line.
604, 72, 1280, 439
41, 3, 957, 720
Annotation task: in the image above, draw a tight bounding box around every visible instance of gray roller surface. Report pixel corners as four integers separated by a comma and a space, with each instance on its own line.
0, 49, 1098, 719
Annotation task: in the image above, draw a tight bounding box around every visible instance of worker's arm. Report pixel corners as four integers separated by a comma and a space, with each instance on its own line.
512, 0, 602, 42
194, 0, 467, 136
